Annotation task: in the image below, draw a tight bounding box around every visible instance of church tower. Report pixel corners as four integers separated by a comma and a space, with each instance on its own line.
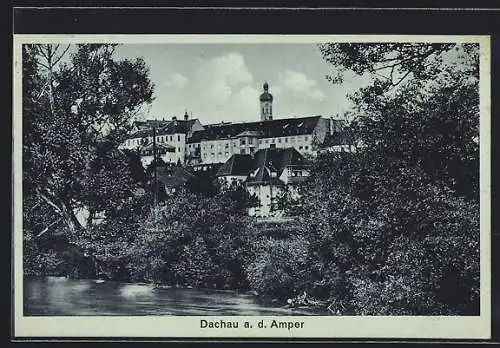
259, 81, 273, 121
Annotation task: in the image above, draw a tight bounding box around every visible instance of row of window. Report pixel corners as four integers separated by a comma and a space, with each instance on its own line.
186, 135, 311, 150
197, 144, 310, 158
262, 105, 272, 115
203, 152, 231, 159
127, 135, 182, 146
141, 147, 182, 155
260, 135, 309, 144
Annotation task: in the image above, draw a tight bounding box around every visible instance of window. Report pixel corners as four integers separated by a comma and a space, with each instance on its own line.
240, 138, 246, 145
240, 149, 246, 154
270, 144, 276, 149
178, 147, 181, 152
225, 143, 229, 148
278, 138, 282, 143
291, 137, 295, 143
211, 144, 214, 149
225, 152, 229, 156
211, 153, 215, 157
170, 135, 173, 141
285, 137, 288, 143
299, 146, 303, 150
188, 144, 191, 148
259, 140, 262, 144
178, 135, 181, 142
304, 136, 309, 141
305, 146, 309, 150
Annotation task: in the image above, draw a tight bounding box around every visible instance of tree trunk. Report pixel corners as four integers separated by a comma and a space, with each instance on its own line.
60, 201, 83, 234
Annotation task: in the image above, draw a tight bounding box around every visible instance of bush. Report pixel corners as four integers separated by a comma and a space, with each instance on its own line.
245, 236, 309, 299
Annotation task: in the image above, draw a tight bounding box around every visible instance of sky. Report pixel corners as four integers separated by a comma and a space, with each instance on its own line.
112, 44, 370, 125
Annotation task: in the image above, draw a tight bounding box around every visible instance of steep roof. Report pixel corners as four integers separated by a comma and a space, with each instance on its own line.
130, 119, 199, 139
156, 165, 196, 188
187, 115, 322, 143
215, 147, 308, 184
322, 130, 355, 147
248, 147, 306, 183
216, 154, 254, 177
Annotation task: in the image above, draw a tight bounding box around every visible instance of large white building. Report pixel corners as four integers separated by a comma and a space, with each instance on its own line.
121, 82, 350, 169
119, 113, 204, 167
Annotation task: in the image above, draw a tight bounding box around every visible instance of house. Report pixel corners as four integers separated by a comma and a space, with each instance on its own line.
215, 154, 254, 185
119, 112, 204, 166
137, 142, 176, 167
216, 147, 310, 217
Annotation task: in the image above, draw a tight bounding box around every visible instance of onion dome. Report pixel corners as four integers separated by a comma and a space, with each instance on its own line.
259, 81, 273, 102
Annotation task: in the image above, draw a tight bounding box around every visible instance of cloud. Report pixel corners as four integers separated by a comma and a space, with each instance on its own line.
164, 73, 189, 88
197, 52, 254, 105
280, 70, 326, 101
235, 86, 260, 106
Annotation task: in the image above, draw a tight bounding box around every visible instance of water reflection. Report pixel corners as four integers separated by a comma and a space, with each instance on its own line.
24, 277, 324, 316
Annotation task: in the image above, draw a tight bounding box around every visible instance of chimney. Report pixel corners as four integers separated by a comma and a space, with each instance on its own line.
172, 116, 177, 121
329, 116, 334, 135
184, 111, 189, 120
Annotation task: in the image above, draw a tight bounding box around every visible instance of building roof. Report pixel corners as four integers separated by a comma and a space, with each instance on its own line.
248, 147, 307, 183
156, 165, 196, 188
259, 81, 273, 102
130, 119, 199, 139
187, 115, 322, 143
259, 91, 273, 102
217, 147, 309, 185
216, 154, 253, 177
322, 130, 355, 147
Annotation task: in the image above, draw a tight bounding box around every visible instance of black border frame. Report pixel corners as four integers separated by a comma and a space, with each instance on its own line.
8, 5, 499, 345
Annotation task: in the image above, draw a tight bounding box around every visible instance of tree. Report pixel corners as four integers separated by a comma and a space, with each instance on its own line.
277, 42, 480, 314
318, 43, 457, 88
127, 189, 255, 288
23, 44, 154, 238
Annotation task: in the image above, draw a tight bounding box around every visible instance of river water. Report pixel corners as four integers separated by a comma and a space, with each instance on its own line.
24, 277, 325, 316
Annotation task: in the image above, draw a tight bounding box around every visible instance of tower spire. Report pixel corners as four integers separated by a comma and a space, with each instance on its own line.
259, 81, 273, 121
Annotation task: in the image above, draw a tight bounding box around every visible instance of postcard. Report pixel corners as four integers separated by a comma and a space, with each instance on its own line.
12, 33, 491, 339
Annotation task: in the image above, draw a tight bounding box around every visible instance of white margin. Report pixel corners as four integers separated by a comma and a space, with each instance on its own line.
12, 34, 491, 339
